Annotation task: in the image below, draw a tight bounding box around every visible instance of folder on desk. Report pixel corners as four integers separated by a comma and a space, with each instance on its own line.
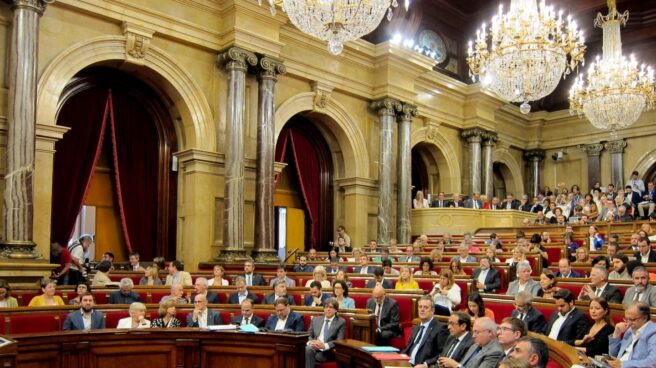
370, 353, 410, 361
361, 346, 399, 352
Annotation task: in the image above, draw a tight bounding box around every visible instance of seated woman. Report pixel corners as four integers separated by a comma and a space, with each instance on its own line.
332, 280, 355, 309
574, 297, 614, 357
413, 190, 429, 209
305, 266, 331, 288
537, 270, 560, 298
332, 270, 352, 289
151, 299, 181, 328
465, 292, 495, 322
207, 265, 229, 286
0, 279, 18, 308
429, 249, 444, 263
140, 264, 163, 286
430, 269, 461, 316
28, 279, 65, 307
448, 259, 467, 277
68, 282, 90, 305
575, 247, 592, 265
325, 248, 344, 262
414, 257, 438, 276
117, 302, 151, 328
91, 260, 112, 287
485, 247, 501, 263
395, 266, 419, 290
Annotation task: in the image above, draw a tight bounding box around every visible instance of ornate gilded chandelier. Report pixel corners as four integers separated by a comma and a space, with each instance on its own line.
569, 0, 655, 133
467, 0, 586, 114
259, 0, 405, 55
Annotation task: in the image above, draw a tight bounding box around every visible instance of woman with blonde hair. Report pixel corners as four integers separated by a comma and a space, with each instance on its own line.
139, 264, 162, 286
116, 302, 151, 328
208, 265, 229, 286
429, 248, 443, 263
151, 299, 181, 328
430, 269, 461, 315
413, 190, 429, 209
448, 259, 466, 276
332, 269, 352, 289
395, 266, 419, 290
28, 279, 64, 307
305, 265, 331, 288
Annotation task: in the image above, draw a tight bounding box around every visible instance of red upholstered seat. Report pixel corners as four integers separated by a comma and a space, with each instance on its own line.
92, 291, 109, 304
177, 310, 190, 327
455, 280, 469, 308
303, 314, 312, 330
150, 291, 169, 304
546, 360, 563, 368
556, 283, 584, 298
351, 294, 369, 309
482, 299, 516, 324
8, 314, 60, 334
317, 362, 337, 368
105, 311, 130, 328
545, 247, 563, 265
350, 279, 366, 288
416, 280, 435, 293
496, 267, 507, 293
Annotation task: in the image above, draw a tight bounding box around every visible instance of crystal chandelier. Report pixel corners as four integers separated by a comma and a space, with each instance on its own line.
467, 0, 586, 114
259, 0, 406, 55
569, 0, 655, 133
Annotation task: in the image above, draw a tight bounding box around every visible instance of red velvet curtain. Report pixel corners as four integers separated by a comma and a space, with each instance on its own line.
51, 89, 110, 245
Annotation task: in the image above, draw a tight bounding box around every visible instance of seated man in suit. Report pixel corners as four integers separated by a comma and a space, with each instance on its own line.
472, 256, 501, 293
241, 260, 266, 286
517, 195, 531, 212
506, 261, 540, 296
622, 266, 656, 308
400, 245, 421, 263
269, 264, 296, 287
510, 336, 549, 368
464, 192, 483, 209
546, 289, 589, 345
607, 302, 656, 368
353, 254, 376, 274
326, 257, 344, 274
402, 296, 448, 367
191, 277, 220, 304
108, 278, 142, 304
231, 298, 265, 328
502, 193, 520, 210
228, 276, 259, 304
555, 258, 582, 278
439, 312, 474, 363
292, 254, 314, 273
365, 267, 393, 289
511, 291, 546, 334
187, 294, 224, 327
528, 196, 544, 213
159, 283, 190, 304
431, 191, 448, 208
497, 317, 527, 360
165, 260, 192, 286
63, 292, 105, 330
454, 244, 477, 263
263, 280, 296, 305
448, 193, 464, 208
304, 281, 330, 306
366, 286, 401, 345
438, 317, 504, 368
305, 298, 346, 368
577, 266, 623, 303
266, 297, 305, 332
635, 237, 656, 263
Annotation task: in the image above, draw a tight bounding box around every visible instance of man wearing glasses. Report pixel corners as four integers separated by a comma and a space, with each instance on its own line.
511, 291, 546, 334
497, 317, 527, 360
187, 294, 223, 327
439, 312, 474, 363
438, 317, 503, 368
607, 302, 656, 368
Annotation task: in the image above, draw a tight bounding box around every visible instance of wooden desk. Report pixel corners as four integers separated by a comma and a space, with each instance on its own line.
412, 208, 536, 235
8, 328, 307, 368
334, 339, 411, 368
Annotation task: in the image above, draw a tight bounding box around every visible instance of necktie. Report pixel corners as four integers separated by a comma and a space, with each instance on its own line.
245, 317, 250, 325
634, 291, 642, 301
595, 288, 602, 297
462, 346, 482, 367
445, 338, 459, 358
247, 274, 252, 286
409, 325, 426, 364
322, 319, 331, 341
473, 201, 478, 209
375, 304, 382, 326
519, 313, 525, 321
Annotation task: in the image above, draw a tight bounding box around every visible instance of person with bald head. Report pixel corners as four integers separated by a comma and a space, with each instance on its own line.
607, 302, 656, 368
187, 293, 223, 328
365, 285, 401, 345
438, 317, 504, 368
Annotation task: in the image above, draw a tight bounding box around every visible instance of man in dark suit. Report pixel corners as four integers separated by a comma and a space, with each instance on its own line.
438, 317, 504, 368
448, 193, 464, 208
464, 192, 483, 209
231, 299, 265, 328
228, 276, 260, 304
108, 278, 143, 304
191, 277, 220, 304
326, 257, 345, 274
472, 256, 502, 293
353, 254, 376, 274
266, 297, 305, 332
517, 195, 531, 212
187, 294, 224, 327
577, 266, 623, 304
555, 258, 582, 278
439, 312, 474, 363
241, 260, 266, 286
263, 280, 296, 305
305, 298, 346, 368
501, 193, 520, 210
62, 293, 105, 330
511, 291, 546, 334
402, 296, 448, 367
304, 281, 330, 306
546, 289, 589, 345
431, 192, 448, 208
366, 286, 401, 345
528, 196, 544, 213
497, 317, 527, 360
292, 255, 314, 273
635, 237, 656, 263
365, 267, 394, 289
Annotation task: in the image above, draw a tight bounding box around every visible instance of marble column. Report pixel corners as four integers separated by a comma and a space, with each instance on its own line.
481, 132, 497, 199
217, 47, 257, 260
1, 0, 51, 259
396, 103, 416, 245
253, 56, 285, 262
580, 143, 604, 189
604, 139, 627, 189
371, 98, 401, 246
523, 149, 546, 198
461, 128, 486, 195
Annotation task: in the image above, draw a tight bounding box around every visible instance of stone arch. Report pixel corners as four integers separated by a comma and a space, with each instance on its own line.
36, 35, 214, 151
493, 148, 525, 196
275, 92, 369, 178
411, 127, 462, 194
633, 148, 656, 180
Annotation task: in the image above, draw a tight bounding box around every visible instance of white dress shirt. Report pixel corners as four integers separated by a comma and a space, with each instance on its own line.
548, 309, 573, 340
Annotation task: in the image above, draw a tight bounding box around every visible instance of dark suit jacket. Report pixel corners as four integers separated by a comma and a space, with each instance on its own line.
191, 292, 221, 304
265, 311, 305, 332
546, 307, 590, 345
464, 199, 482, 209
241, 273, 266, 286
518, 203, 531, 212
263, 293, 296, 305
529, 204, 544, 213
634, 250, 656, 263
448, 200, 464, 208
471, 267, 501, 293
304, 293, 330, 306
431, 199, 448, 208
440, 332, 475, 362
511, 306, 546, 334
579, 284, 623, 304
353, 266, 378, 274
366, 297, 401, 336
186, 309, 224, 327
308, 315, 346, 350
228, 292, 260, 304
108, 291, 142, 304
231, 314, 265, 328
555, 270, 582, 278
365, 279, 394, 289
63, 309, 105, 330
402, 319, 448, 365
501, 199, 520, 210
326, 266, 346, 274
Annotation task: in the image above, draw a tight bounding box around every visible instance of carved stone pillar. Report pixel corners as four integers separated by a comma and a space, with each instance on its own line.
371, 98, 401, 246
481, 132, 497, 199
396, 103, 416, 244
524, 149, 546, 198
604, 139, 627, 189
461, 128, 486, 195
579, 143, 604, 189
253, 56, 285, 262
217, 47, 257, 260
1, 0, 52, 259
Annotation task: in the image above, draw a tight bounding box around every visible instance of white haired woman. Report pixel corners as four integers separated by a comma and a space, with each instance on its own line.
116, 302, 151, 328
305, 266, 331, 288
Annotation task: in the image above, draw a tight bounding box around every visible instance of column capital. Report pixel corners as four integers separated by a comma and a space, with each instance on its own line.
257, 56, 286, 81
217, 46, 258, 72
370, 97, 402, 117
397, 103, 417, 122
5, 0, 52, 14
481, 130, 498, 144
524, 149, 546, 161
604, 139, 627, 154
461, 127, 486, 143
579, 143, 604, 156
